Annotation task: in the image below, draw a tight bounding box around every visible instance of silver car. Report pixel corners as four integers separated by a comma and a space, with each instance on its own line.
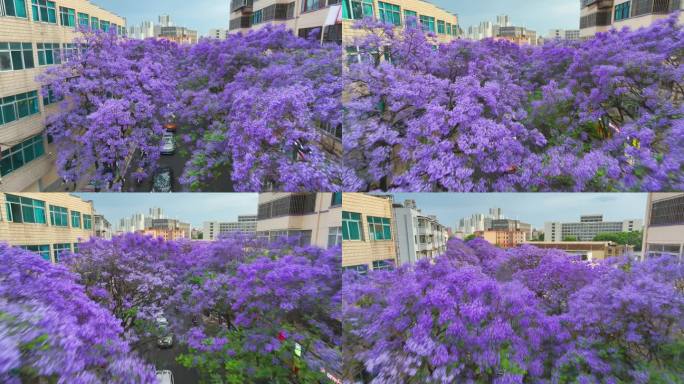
156, 370, 174, 384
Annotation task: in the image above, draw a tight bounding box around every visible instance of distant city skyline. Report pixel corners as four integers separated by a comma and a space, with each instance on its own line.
431, 0, 580, 34
75, 193, 258, 229
390, 193, 648, 230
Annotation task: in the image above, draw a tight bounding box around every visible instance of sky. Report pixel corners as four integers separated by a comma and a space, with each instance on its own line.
431, 0, 581, 34
90, 0, 230, 35
390, 193, 648, 230
74, 193, 258, 229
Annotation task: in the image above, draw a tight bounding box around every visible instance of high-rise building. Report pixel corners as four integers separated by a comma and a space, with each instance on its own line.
393, 199, 448, 265
496, 14, 511, 27
93, 214, 112, 240
580, 0, 684, 39
642, 193, 684, 260
483, 230, 527, 249
230, 0, 343, 44
204, 215, 258, 240
257, 192, 342, 249
548, 28, 581, 40
545, 214, 643, 242
342, 193, 397, 274
158, 14, 173, 27
0, 192, 95, 262
456, 208, 505, 235
0, 0, 126, 192
208, 28, 229, 39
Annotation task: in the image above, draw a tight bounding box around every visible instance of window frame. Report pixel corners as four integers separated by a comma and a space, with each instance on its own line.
342, 211, 363, 241
70, 210, 81, 228
83, 214, 92, 229
5, 194, 46, 224
0, 134, 44, 176
49, 204, 69, 227
30, 0, 56, 23
367, 216, 392, 241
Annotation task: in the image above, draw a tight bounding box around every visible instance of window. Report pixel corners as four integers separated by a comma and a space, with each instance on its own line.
77, 12, 88, 26
342, 0, 373, 20
367, 216, 392, 240
58, 6, 74, 26
419, 15, 435, 33
61, 43, 76, 62
84, 214, 92, 229
73, 243, 79, 253
5, 194, 46, 224
100, 20, 109, 32
90, 16, 98, 30
49, 205, 68, 227
328, 226, 342, 248
0, 135, 45, 176
331, 192, 342, 207
342, 211, 362, 240
404, 10, 417, 28
42, 84, 62, 105
251, 9, 262, 24
1, 0, 28, 17
437, 20, 445, 34
650, 195, 684, 226
302, 0, 322, 12
647, 243, 682, 258
344, 264, 369, 275
37, 43, 61, 65
378, 2, 401, 25
71, 210, 81, 228
53, 243, 71, 262
614, 2, 631, 21
372, 259, 394, 271
0, 42, 34, 71
0, 91, 39, 127
31, 0, 56, 23
21, 244, 50, 260
446, 23, 452, 35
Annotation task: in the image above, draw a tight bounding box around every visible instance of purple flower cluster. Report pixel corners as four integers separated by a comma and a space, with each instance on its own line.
343, 238, 684, 383
344, 16, 684, 191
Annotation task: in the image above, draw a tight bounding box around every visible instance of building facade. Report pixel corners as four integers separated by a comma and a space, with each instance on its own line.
483, 230, 527, 248
0, 0, 125, 192
256, 192, 342, 248
342, 193, 397, 273
580, 0, 683, 38
208, 28, 229, 39
93, 213, 111, 239
0, 192, 94, 262
204, 214, 258, 240
158, 25, 198, 44
526, 241, 632, 261
393, 199, 448, 265
548, 28, 581, 40
642, 193, 684, 260
230, 0, 343, 44
545, 215, 643, 242
150, 218, 191, 239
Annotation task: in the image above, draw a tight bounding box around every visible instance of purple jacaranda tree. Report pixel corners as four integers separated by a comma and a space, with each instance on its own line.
344, 16, 684, 191
39, 29, 180, 191
342, 239, 684, 383
0, 244, 157, 384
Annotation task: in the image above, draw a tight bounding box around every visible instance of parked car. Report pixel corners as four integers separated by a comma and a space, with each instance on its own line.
161, 132, 175, 155
156, 369, 174, 384
152, 167, 173, 192
156, 317, 173, 348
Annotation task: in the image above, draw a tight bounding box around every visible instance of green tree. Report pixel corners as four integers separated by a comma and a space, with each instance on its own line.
562, 236, 579, 241
594, 231, 643, 251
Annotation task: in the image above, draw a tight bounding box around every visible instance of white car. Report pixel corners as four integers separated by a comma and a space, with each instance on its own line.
161, 132, 175, 155
156, 370, 174, 384
156, 317, 173, 348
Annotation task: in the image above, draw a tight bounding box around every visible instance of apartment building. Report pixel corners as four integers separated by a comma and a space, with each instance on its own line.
93, 213, 111, 239
0, 192, 94, 262
545, 215, 643, 242
342, 193, 397, 274
343, 0, 459, 46
256, 192, 342, 248
495, 26, 538, 46
0, 0, 125, 192
580, 0, 683, 38
204, 214, 258, 240
230, 0, 343, 44
483, 230, 527, 249
393, 199, 448, 265
490, 219, 532, 237
548, 28, 581, 40
150, 218, 191, 239
208, 28, 229, 39
525, 241, 632, 261
158, 26, 198, 44
642, 193, 684, 260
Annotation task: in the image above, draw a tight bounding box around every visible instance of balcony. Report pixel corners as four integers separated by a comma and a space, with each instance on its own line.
231, 0, 253, 13
229, 15, 252, 30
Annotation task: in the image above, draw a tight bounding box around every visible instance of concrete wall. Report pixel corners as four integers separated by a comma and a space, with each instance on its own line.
342, 193, 396, 269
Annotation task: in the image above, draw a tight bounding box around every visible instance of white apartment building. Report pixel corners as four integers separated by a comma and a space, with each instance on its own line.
393, 199, 448, 265
580, 0, 683, 38
204, 215, 257, 240
457, 208, 505, 235
257, 192, 342, 248
642, 193, 684, 260
93, 213, 111, 239
0, 0, 125, 192
545, 214, 643, 242
548, 28, 581, 40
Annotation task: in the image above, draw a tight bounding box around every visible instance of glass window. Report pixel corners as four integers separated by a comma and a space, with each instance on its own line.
344, 264, 369, 275
91, 16, 98, 30
31, 0, 56, 23
100, 20, 109, 32
403, 10, 417, 28
42, 84, 63, 105
419, 15, 435, 33
83, 214, 92, 229
1, 0, 28, 18
343, 0, 373, 20
328, 226, 342, 248
77, 12, 88, 26
331, 192, 342, 207
614, 2, 631, 21
1, 135, 45, 181
0, 42, 34, 71
437, 20, 445, 34
71, 210, 81, 228
342, 211, 362, 240
21, 244, 51, 260
372, 259, 394, 271
5, 194, 46, 224
37, 42, 61, 65
251, 9, 262, 24
59, 6, 75, 27
49, 205, 68, 227
378, 2, 401, 26
1, 91, 39, 127
367, 216, 392, 240
53, 243, 71, 262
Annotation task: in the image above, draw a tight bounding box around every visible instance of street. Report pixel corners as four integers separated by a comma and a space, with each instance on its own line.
139, 341, 200, 384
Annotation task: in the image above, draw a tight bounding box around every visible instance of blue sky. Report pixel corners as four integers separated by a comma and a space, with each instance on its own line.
90, 0, 230, 35
390, 193, 648, 230
75, 193, 258, 229
431, 0, 580, 34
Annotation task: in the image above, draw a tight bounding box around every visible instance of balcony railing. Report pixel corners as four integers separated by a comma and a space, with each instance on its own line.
229, 15, 252, 30
231, 0, 253, 12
